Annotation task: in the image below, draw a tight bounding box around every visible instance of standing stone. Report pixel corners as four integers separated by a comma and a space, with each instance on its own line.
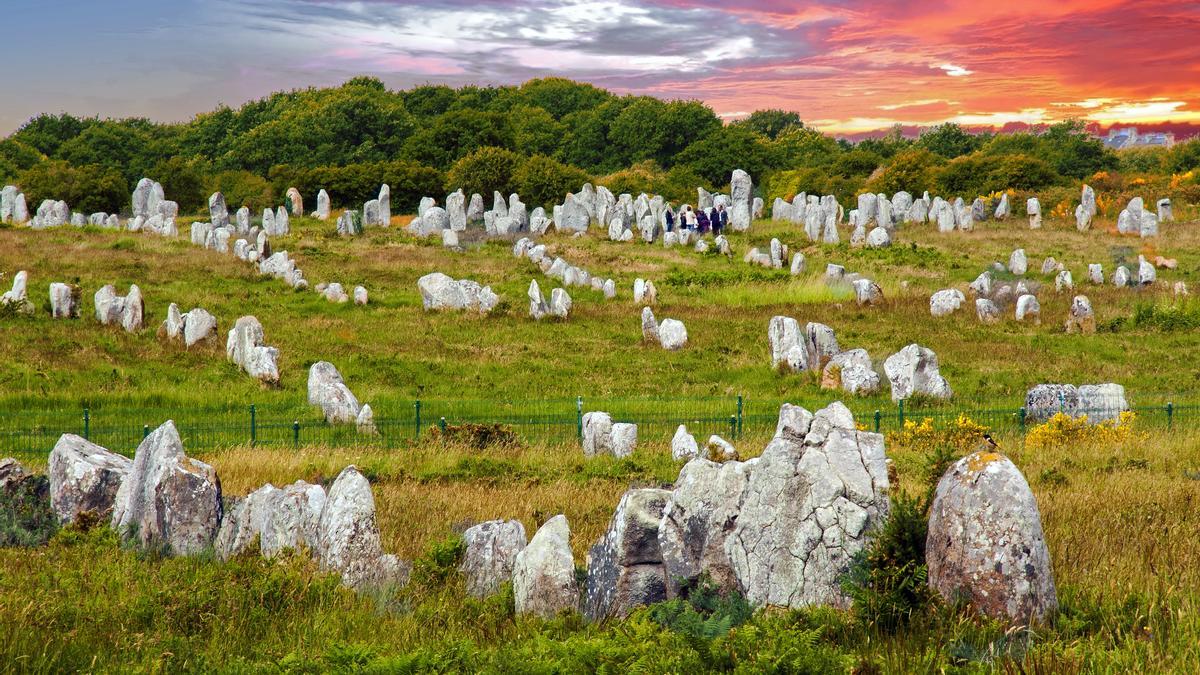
316, 190, 331, 220
1113, 266, 1130, 288
671, 425, 699, 461
585, 488, 672, 620
447, 190, 467, 231
49, 283, 79, 319
930, 289, 966, 317
659, 457, 755, 597
1027, 196, 1046, 228
640, 306, 658, 343
182, 308, 217, 347
208, 192, 230, 228
466, 193, 485, 225
994, 193, 1010, 219
1157, 198, 1173, 222
236, 207, 251, 233
927, 451, 1057, 624
48, 434, 132, 524
727, 403, 890, 608
513, 515, 578, 618
1009, 249, 1027, 276
307, 361, 362, 424
729, 169, 753, 232
852, 278, 883, 306
1015, 294, 1041, 323
226, 315, 281, 385
378, 184, 391, 225
657, 319, 688, 351
12, 194, 28, 224
976, 298, 1000, 324
121, 284, 144, 333
111, 421, 222, 556
1065, 295, 1095, 334
286, 187, 303, 215
611, 423, 638, 458
884, 344, 952, 401
316, 466, 406, 589
1076, 184, 1096, 231
460, 519, 527, 598
1087, 264, 1104, 285
1137, 256, 1156, 285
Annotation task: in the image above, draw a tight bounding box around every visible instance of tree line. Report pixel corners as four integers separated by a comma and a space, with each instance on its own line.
2, 76, 1199, 217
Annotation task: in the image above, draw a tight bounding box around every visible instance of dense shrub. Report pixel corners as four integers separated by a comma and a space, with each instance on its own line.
271, 160, 444, 212
513, 154, 590, 209
208, 170, 275, 211
150, 156, 211, 214
16, 160, 127, 214
865, 148, 944, 195
444, 146, 523, 200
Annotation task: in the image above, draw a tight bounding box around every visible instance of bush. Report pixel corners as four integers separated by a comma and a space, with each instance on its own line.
1025, 411, 1143, 450
427, 423, 521, 450
208, 170, 274, 211
841, 492, 932, 632
16, 160, 127, 214
514, 154, 590, 209
151, 156, 211, 215
0, 473, 58, 547
865, 148, 943, 195
444, 146, 523, 199
270, 160, 443, 213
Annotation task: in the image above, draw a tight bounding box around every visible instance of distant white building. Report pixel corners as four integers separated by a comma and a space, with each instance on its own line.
1103, 127, 1175, 150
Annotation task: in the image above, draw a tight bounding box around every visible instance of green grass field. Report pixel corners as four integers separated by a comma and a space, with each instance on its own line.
2, 206, 1200, 672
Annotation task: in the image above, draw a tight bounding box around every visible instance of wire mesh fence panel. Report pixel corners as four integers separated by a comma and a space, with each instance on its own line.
0, 392, 1197, 455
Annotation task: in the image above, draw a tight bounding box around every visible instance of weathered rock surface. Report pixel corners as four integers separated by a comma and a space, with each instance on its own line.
48, 434, 132, 524
316, 466, 408, 589
417, 273, 499, 314
727, 403, 890, 608
585, 488, 672, 620
307, 361, 362, 424
513, 515, 579, 617
112, 421, 222, 556
884, 344, 952, 401
927, 451, 1057, 624
225, 315, 280, 385
659, 458, 754, 596
460, 519, 528, 598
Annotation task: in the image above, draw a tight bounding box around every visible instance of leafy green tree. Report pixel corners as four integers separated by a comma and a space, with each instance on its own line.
1117, 147, 1170, 174
1167, 138, 1200, 173
985, 153, 1060, 190
934, 153, 993, 196
608, 97, 669, 165
675, 124, 776, 186
735, 109, 804, 140
658, 101, 722, 164
559, 100, 626, 172
0, 138, 45, 173
507, 106, 566, 157
151, 156, 211, 214
445, 146, 523, 198
515, 77, 610, 120
514, 154, 590, 208
403, 109, 510, 169
917, 123, 981, 158
865, 148, 943, 195
772, 127, 840, 169
56, 121, 157, 185
1039, 120, 1116, 178
830, 148, 883, 178
403, 84, 459, 118
208, 170, 274, 211
11, 113, 91, 157
17, 160, 126, 213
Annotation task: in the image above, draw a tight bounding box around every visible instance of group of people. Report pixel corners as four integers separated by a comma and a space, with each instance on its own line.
665, 204, 727, 235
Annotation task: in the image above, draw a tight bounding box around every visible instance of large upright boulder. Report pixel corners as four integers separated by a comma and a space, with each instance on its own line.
513, 514, 579, 617
48, 434, 132, 524
316, 466, 407, 589
225, 316, 281, 385
111, 421, 223, 556
208, 192, 230, 228
417, 273, 499, 314
216, 480, 327, 560
585, 488, 672, 620
884, 344, 952, 401
727, 403, 890, 608
658, 458, 755, 596
729, 169, 753, 232
460, 519, 528, 598
926, 451, 1057, 624
307, 361, 362, 424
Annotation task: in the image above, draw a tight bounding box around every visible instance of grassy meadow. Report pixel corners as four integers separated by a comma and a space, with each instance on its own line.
2, 205, 1200, 671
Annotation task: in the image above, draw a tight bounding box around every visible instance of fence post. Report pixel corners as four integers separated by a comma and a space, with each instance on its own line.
873, 410, 881, 433
439, 416, 447, 433
142, 424, 150, 439
576, 396, 584, 442
1019, 407, 1027, 434
83, 407, 90, 440
898, 399, 905, 427
729, 414, 737, 440
1058, 392, 1065, 415
249, 404, 257, 447
736, 395, 744, 440
292, 420, 300, 447
414, 400, 422, 441
1167, 402, 1174, 430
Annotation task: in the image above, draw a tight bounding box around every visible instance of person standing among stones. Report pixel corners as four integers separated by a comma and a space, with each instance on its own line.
714, 204, 728, 235
665, 207, 676, 232
683, 206, 698, 230
696, 208, 710, 233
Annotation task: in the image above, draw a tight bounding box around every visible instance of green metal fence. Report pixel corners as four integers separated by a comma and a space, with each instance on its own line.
0, 393, 1194, 456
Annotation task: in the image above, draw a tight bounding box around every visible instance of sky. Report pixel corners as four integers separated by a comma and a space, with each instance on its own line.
3, 0, 1199, 136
